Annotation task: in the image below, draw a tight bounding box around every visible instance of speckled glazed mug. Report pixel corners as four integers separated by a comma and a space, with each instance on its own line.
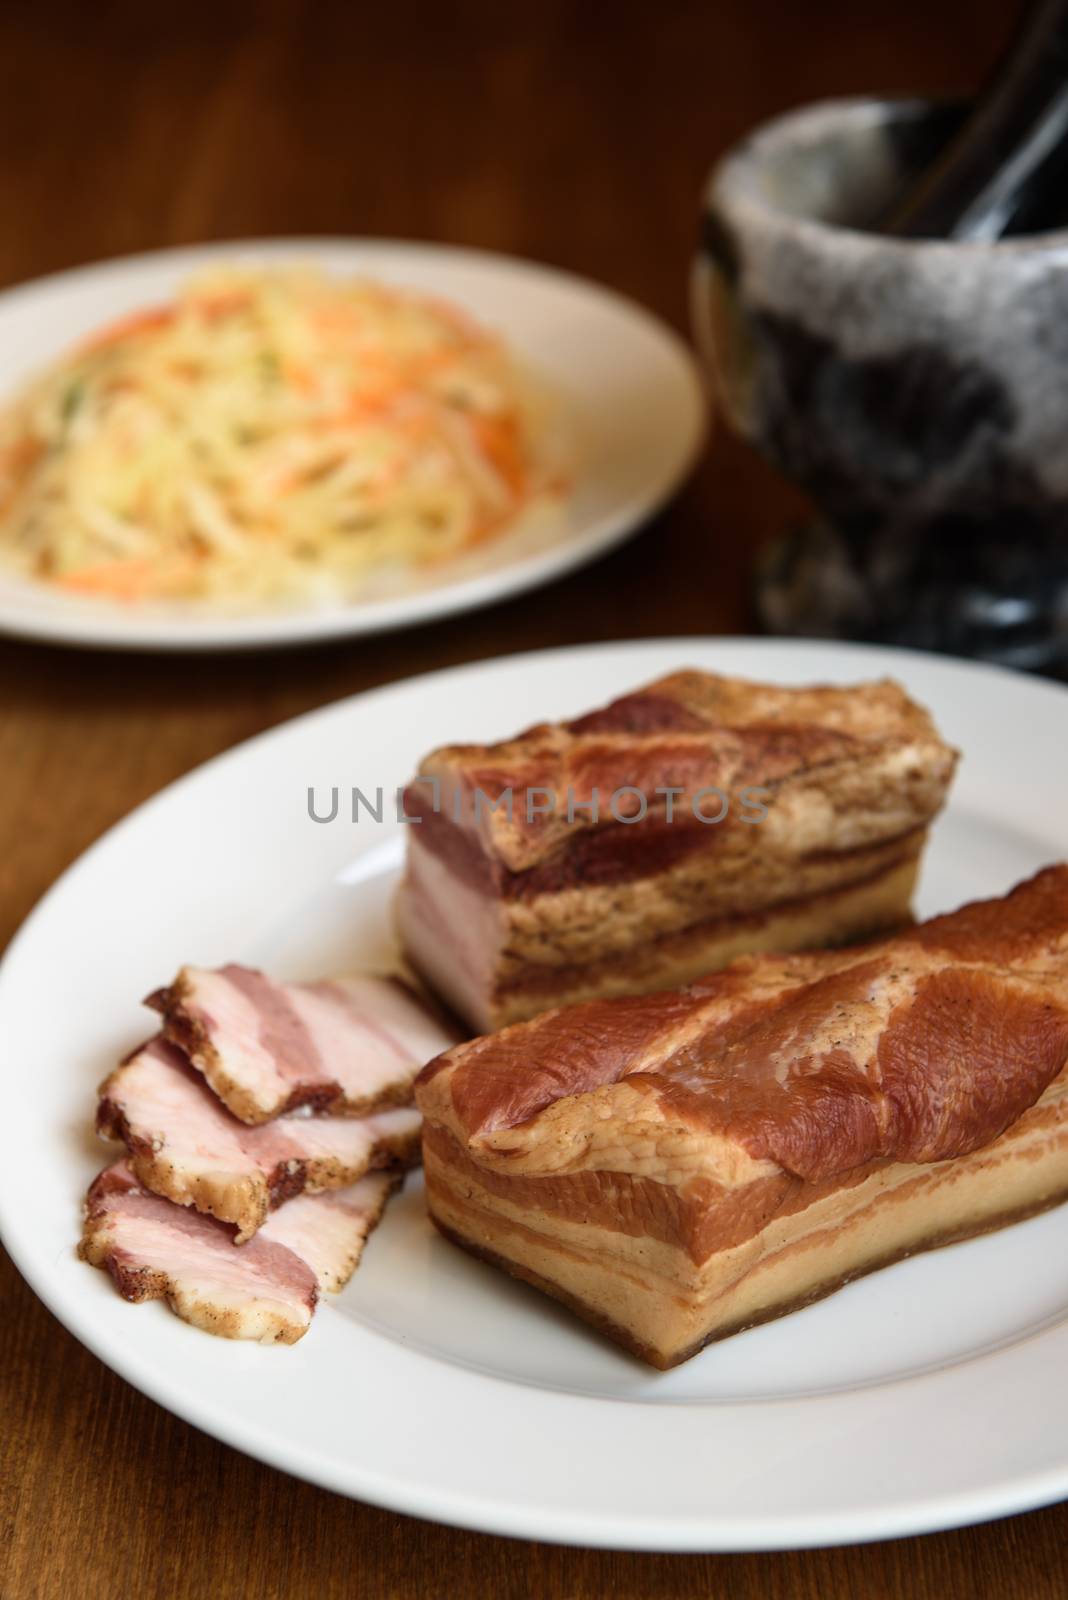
694, 97, 1068, 672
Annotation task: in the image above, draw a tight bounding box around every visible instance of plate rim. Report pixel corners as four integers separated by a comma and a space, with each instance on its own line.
4, 634, 1068, 1550
0, 236, 706, 653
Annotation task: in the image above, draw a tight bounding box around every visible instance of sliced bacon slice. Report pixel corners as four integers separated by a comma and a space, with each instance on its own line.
80, 1160, 397, 1343
98, 1037, 421, 1241
147, 964, 456, 1124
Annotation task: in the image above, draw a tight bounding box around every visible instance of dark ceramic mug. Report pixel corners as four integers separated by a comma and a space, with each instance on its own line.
694, 97, 1068, 672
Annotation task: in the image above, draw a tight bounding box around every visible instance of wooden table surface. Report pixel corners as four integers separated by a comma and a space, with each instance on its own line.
4, 2, 1066, 1595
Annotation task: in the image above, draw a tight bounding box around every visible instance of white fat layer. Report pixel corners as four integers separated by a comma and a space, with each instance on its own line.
288, 978, 435, 1097
329, 974, 454, 1067
261, 1171, 395, 1290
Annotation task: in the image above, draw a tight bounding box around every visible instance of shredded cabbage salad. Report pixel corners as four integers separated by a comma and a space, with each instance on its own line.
0, 266, 561, 606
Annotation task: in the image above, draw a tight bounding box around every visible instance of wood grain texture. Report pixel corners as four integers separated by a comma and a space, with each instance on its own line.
4, 0, 1064, 1595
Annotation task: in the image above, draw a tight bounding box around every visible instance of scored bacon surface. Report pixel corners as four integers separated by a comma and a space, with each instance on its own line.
149, 964, 456, 1124
98, 1037, 421, 1241
80, 1160, 397, 1343
417, 866, 1068, 1367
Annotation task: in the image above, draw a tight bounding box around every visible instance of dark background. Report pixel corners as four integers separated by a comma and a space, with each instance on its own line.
7, 3, 1066, 1597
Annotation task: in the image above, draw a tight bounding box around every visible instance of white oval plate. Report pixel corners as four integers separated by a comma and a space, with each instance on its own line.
0, 240, 705, 651
3, 638, 1068, 1549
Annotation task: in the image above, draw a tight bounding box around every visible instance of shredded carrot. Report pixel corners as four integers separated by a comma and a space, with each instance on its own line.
470, 412, 527, 496
56, 558, 160, 600
77, 306, 176, 358
192, 290, 252, 321
282, 361, 320, 396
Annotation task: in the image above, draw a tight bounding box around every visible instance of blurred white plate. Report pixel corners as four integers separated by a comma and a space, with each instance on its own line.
3, 639, 1068, 1549
0, 240, 705, 651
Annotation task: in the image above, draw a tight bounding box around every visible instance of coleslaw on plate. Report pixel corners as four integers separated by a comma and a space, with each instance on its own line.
0, 265, 564, 608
